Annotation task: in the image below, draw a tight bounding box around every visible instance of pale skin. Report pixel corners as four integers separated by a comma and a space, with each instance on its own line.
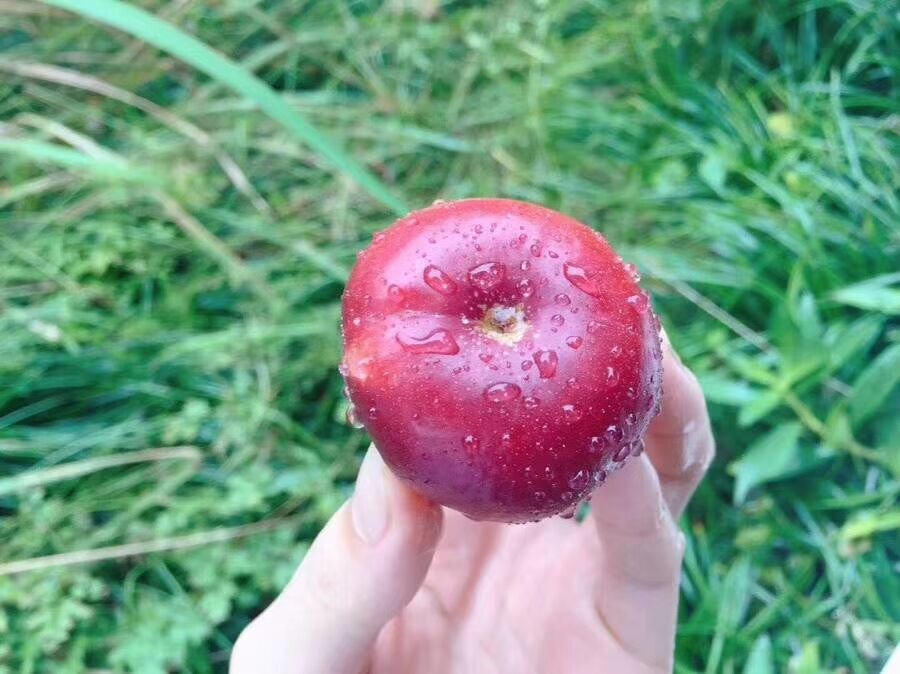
231, 334, 715, 674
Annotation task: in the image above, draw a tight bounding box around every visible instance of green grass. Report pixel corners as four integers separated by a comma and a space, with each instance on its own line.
1, 0, 898, 671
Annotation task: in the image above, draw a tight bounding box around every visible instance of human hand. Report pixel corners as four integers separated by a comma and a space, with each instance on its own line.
231, 335, 714, 674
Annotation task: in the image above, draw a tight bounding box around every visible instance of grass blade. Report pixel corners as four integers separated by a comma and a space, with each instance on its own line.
38, 0, 408, 215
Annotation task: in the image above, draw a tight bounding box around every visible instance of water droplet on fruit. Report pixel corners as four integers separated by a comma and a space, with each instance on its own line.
501, 431, 513, 446
595, 469, 608, 485
563, 262, 601, 297
627, 292, 650, 314
387, 284, 404, 302
566, 335, 583, 349
613, 444, 631, 462
522, 396, 540, 409
352, 317, 362, 327
423, 265, 457, 295
568, 469, 589, 491
562, 404, 582, 422
530, 242, 542, 257
624, 413, 637, 427
534, 490, 546, 502
559, 503, 578, 519
589, 436, 603, 453
396, 328, 460, 355
548, 250, 559, 259
483, 382, 522, 403
624, 262, 641, 282
605, 424, 623, 446
630, 439, 645, 456
566, 376, 577, 387
586, 319, 605, 334
626, 386, 637, 399
338, 361, 349, 377
373, 231, 386, 244
604, 366, 619, 387
533, 350, 558, 378
468, 261, 506, 290
479, 352, 493, 364
462, 435, 480, 451
550, 314, 565, 328
555, 293, 571, 306
521, 359, 533, 371
610, 344, 622, 357
517, 278, 535, 298
346, 406, 364, 429
520, 260, 531, 271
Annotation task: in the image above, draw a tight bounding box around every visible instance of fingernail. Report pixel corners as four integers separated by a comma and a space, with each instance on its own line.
352, 446, 391, 545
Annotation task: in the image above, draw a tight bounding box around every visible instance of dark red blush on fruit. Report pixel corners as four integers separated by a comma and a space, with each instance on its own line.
341, 198, 663, 523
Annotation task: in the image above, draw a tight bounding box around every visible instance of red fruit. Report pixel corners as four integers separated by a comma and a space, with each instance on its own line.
342, 199, 663, 522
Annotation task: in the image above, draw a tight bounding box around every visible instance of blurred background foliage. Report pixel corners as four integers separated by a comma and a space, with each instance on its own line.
0, 0, 898, 671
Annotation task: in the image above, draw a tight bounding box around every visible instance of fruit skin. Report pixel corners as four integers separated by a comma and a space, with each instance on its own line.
341, 198, 663, 523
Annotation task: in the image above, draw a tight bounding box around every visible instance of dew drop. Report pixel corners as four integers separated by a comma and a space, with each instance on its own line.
630, 439, 645, 457
566, 335, 583, 349
626, 386, 637, 399
624, 262, 641, 282
352, 317, 362, 327
554, 293, 571, 306
566, 376, 577, 387
562, 404, 583, 423
517, 278, 535, 298
521, 359, 533, 371
550, 314, 565, 327
338, 361, 349, 377
613, 443, 632, 462
559, 503, 578, 519
396, 328, 460, 355
627, 292, 650, 314
568, 469, 589, 491
604, 366, 619, 387
478, 352, 493, 364
423, 265, 457, 295
387, 284, 404, 302
563, 262, 601, 297
605, 424, 624, 446
589, 436, 603, 453
522, 396, 541, 409
483, 381, 522, 403
534, 490, 546, 502
501, 431, 513, 446
595, 469, 608, 485
520, 260, 531, 271
586, 319, 605, 334
367, 407, 377, 419
548, 250, 559, 259
462, 435, 480, 452
532, 350, 559, 378
610, 344, 623, 357
373, 231, 386, 244
468, 261, 506, 290
624, 412, 637, 427
530, 242, 543, 257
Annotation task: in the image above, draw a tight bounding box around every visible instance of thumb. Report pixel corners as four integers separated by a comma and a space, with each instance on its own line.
231, 445, 443, 674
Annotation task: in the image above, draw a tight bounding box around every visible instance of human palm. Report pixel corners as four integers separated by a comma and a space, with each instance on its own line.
233, 344, 713, 674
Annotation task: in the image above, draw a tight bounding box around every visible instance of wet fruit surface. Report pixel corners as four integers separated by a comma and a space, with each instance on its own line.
342, 199, 663, 522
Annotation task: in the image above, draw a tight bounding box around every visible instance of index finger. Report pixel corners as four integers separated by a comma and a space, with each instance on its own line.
644, 331, 715, 518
